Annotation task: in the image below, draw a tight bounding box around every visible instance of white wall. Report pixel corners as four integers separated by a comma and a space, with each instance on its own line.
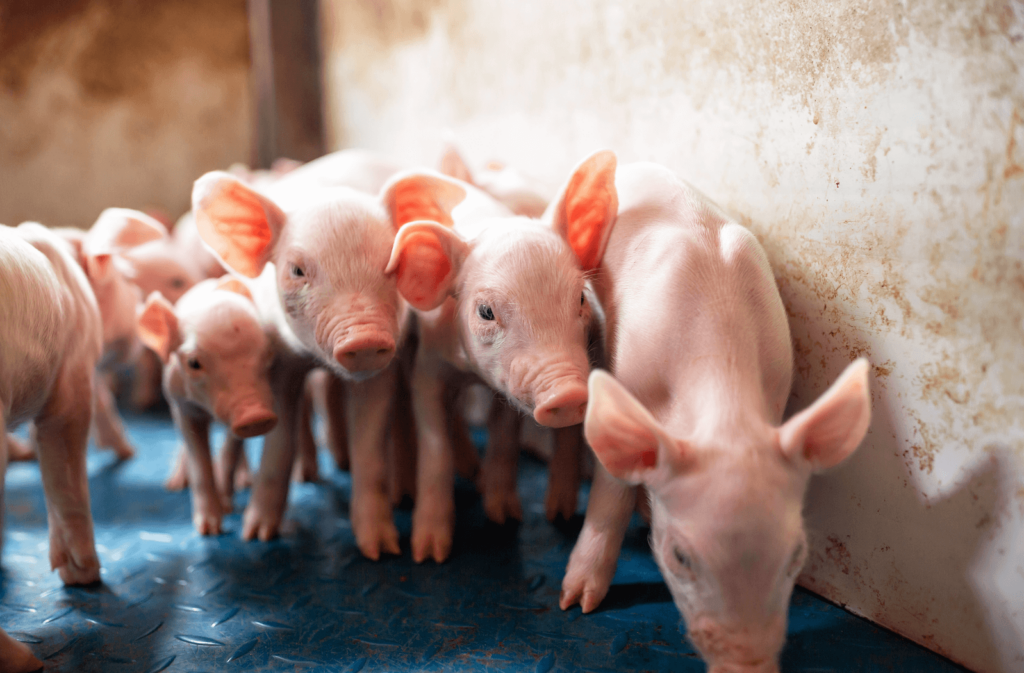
320, 1, 1024, 670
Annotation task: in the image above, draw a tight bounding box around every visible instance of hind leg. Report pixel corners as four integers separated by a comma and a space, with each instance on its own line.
34, 367, 101, 585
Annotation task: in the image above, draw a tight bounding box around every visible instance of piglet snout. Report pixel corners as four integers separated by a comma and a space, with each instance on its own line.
230, 408, 278, 438
333, 332, 396, 374
533, 382, 588, 427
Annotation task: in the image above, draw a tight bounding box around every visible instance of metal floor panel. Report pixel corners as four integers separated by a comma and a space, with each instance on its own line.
2, 412, 965, 672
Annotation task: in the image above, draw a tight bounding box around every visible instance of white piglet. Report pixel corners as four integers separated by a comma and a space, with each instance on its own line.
1, 223, 105, 672
559, 156, 871, 673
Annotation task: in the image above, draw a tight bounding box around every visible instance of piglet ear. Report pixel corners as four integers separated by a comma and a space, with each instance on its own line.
438, 146, 476, 185
137, 292, 180, 363
549, 150, 618, 271
381, 170, 467, 230
192, 171, 286, 278
584, 370, 671, 485
85, 208, 167, 255
215, 276, 253, 300
386, 221, 470, 311
85, 253, 115, 284
779, 359, 872, 471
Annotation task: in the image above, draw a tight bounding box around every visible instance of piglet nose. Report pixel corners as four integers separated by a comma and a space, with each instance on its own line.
231, 408, 278, 438
333, 333, 396, 374
533, 383, 588, 428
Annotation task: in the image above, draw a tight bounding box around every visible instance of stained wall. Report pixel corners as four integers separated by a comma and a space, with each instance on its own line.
320, 1, 1024, 671
0, 0, 253, 228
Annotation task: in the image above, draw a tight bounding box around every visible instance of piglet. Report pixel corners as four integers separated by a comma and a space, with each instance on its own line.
439, 146, 551, 218
138, 278, 277, 534
2, 223, 103, 591
192, 150, 440, 551
384, 152, 618, 560
559, 156, 871, 673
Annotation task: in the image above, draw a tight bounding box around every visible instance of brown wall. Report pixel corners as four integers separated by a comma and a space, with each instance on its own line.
0, 0, 253, 228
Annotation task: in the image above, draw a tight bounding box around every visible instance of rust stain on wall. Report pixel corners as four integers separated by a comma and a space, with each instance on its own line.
0, 0, 252, 227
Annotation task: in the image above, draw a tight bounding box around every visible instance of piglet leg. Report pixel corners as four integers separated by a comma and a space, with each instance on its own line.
215, 435, 246, 513
34, 366, 100, 586
165, 444, 189, 490
293, 379, 319, 483
560, 463, 636, 613
410, 355, 455, 563
481, 401, 523, 524
242, 360, 307, 541
447, 380, 479, 482
348, 365, 400, 560
172, 406, 222, 535
91, 377, 135, 460
545, 424, 582, 522
0, 627, 43, 673
388, 366, 417, 506
322, 371, 349, 471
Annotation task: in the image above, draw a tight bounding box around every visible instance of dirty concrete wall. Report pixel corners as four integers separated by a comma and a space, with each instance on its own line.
321, 1, 1024, 671
0, 0, 253, 228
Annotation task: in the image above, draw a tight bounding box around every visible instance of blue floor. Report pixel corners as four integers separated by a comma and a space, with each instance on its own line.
2, 412, 966, 672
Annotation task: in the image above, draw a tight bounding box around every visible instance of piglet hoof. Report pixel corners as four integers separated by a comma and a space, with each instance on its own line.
559, 533, 617, 613
483, 488, 523, 525
110, 440, 136, 461
411, 506, 454, 564
233, 459, 253, 491
241, 504, 282, 542
544, 480, 579, 523
192, 502, 224, 536
6, 435, 35, 462
0, 628, 43, 673
354, 521, 400, 561
49, 533, 101, 586
165, 446, 189, 491
291, 456, 319, 484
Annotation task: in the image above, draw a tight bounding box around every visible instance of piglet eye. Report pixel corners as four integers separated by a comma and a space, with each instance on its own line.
673, 547, 691, 570
580, 292, 585, 306
477, 304, 495, 321
291, 264, 305, 278
170, 278, 186, 289
187, 357, 202, 371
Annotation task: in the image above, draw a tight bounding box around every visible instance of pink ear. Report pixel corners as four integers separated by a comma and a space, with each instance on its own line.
137, 292, 180, 363
85, 253, 115, 283
779, 359, 872, 471
549, 150, 618, 271
584, 370, 668, 484
192, 171, 286, 278
438, 146, 475, 185
381, 171, 468, 230
385, 221, 470, 311
215, 276, 253, 300
86, 208, 167, 255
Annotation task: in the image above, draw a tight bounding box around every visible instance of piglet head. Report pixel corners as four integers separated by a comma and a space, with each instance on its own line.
584, 361, 872, 672
388, 151, 618, 428
138, 282, 277, 437
119, 239, 202, 305
192, 172, 447, 380
80, 208, 167, 366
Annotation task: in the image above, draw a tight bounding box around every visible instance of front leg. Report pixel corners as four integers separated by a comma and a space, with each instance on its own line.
242, 361, 307, 541
560, 463, 636, 613
545, 424, 582, 522
172, 404, 222, 535
293, 377, 319, 483
481, 401, 523, 524
410, 353, 456, 563
347, 366, 400, 560
34, 366, 100, 586
214, 435, 246, 512
91, 375, 135, 460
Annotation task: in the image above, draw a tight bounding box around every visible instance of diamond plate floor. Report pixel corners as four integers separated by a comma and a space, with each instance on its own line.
2, 412, 965, 672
